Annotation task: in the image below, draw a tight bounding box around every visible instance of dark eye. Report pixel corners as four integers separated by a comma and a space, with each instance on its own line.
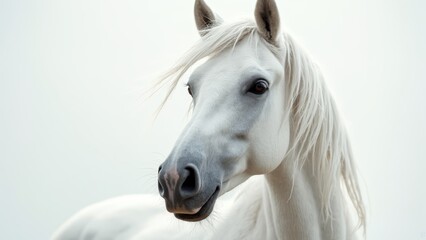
248, 79, 269, 95
187, 86, 193, 96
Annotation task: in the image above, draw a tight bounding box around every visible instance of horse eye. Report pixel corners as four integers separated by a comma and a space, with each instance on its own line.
248, 79, 269, 95
187, 86, 193, 96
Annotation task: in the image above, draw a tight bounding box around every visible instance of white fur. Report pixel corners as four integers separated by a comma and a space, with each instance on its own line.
53, 2, 365, 240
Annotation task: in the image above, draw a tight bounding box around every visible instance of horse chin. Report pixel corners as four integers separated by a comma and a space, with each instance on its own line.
174, 186, 220, 222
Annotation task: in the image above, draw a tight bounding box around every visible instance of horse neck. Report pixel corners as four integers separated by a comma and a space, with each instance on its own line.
260, 155, 349, 240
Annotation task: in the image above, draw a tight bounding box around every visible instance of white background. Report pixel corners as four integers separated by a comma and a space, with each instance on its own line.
1, 0, 425, 239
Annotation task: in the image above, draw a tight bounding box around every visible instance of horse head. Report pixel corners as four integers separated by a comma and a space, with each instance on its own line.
157, 0, 290, 222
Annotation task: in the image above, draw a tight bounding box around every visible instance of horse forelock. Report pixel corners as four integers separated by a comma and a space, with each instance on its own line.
153, 20, 281, 109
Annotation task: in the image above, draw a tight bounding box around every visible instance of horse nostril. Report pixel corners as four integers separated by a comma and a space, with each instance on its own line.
181, 167, 196, 192
158, 179, 165, 197
179, 164, 201, 199
158, 164, 165, 197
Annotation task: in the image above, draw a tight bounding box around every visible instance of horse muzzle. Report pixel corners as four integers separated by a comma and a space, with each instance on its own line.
158, 161, 221, 222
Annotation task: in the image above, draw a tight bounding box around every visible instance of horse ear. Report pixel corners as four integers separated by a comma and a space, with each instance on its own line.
194, 0, 217, 36
254, 0, 281, 43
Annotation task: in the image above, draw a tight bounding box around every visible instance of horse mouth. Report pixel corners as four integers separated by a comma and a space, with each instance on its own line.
174, 186, 220, 222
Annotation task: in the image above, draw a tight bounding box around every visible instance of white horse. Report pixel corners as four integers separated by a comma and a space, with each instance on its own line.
53, 0, 366, 239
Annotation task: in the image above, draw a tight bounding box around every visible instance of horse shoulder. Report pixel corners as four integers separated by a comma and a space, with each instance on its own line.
52, 194, 169, 240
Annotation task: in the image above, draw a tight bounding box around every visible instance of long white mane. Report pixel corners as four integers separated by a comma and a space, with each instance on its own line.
157, 20, 366, 232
